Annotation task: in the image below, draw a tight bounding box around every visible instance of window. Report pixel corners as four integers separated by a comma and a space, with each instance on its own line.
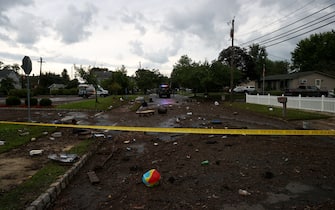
300, 79, 307, 84
315, 79, 321, 88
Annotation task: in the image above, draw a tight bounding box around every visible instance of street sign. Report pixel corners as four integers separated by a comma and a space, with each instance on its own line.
21, 56, 32, 75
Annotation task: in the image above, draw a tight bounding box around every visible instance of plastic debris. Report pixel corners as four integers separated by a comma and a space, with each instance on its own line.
29, 150, 43, 156
124, 140, 130, 144
214, 101, 219, 106
31, 137, 36, 141
48, 153, 78, 163
201, 160, 209, 165
238, 189, 251, 196
94, 133, 105, 138
0, 140, 5, 145
142, 169, 161, 187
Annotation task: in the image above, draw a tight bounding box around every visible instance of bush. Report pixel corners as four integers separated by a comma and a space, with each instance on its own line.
25, 98, 38, 106
39, 98, 52, 106
6, 96, 21, 106
8, 89, 27, 98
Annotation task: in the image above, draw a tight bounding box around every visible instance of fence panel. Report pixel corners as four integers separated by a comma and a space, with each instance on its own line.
246, 94, 335, 113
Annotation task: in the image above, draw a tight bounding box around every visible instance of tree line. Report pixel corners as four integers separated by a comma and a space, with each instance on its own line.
0, 30, 334, 96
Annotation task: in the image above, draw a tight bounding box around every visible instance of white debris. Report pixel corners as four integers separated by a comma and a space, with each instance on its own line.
214, 101, 219, 106
29, 150, 43, 156
51, 132, 62, 138
238, 189, 251, 196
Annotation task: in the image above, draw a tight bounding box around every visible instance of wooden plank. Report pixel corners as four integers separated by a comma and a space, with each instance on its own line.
87, 171, 100, 184
136, 109, 155, 116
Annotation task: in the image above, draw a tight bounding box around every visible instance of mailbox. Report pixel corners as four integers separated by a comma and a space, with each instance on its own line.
277, 96, 287, 103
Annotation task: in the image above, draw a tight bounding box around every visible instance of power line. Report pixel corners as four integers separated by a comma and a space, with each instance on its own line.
258, 12, 335, 46
240, 2, 335, 46
264, 20, 335, 48
238, 0, 317, 37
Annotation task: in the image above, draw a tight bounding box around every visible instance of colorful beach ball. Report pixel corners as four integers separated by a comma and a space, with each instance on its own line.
142, 169, 161, 187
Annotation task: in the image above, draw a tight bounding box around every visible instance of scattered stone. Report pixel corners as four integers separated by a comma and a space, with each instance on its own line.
206, 140, 218, 144
51, 132, 62, 138
238, 189, 251, 196
263, 171, 274, 179
158, 106, 167, 114
168, 176, 176, 184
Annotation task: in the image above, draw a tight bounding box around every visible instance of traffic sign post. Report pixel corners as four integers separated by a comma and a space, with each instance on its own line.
21, 56, 32, 122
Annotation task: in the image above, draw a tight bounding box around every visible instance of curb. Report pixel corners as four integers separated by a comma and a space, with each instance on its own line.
25, 152, 92, 210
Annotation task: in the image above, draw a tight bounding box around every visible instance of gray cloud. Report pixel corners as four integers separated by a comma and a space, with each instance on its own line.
0, 0, 34, 44
119, 9, 147, 34
55, 3, 97, 44
12, 12, 47, 45
162, 0, 240, 49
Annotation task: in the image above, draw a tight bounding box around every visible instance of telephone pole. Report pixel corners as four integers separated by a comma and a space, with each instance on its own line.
230, 18, 235, 102
37, 57, 45, 85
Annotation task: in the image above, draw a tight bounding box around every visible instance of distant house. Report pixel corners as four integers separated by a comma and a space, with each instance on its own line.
94, 70, 113, 83
0, 69, 21, 89
258, 71, 335, 91
48, 83, 66, 94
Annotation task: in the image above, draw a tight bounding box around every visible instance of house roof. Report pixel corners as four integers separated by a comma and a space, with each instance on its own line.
0, 69, 18, 78
48, 83, 66, 89
264, 71, 335, 81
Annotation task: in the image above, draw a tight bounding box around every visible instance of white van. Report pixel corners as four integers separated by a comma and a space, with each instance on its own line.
96, 85, 109, 97
78, 84, 96, 98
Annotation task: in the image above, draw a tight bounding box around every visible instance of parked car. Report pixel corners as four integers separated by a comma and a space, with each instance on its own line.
284, 86, 328, 97
233, 86, 255, 93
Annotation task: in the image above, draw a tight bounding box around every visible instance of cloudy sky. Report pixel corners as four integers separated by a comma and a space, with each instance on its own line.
0, 0, 334, 78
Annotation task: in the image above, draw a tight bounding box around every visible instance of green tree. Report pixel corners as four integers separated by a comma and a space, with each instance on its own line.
171, 55, 194, 89
218, 46, 255, 80
76, 66, 99, 103
265, 60, 289, 75
291, 30, 335, 73
135, 69, 162, 94
101, 69, 130, 95
209, 60, 231, 91
0, 77, 15, 95
248, 44, 267, 80
61, 69, 70, 82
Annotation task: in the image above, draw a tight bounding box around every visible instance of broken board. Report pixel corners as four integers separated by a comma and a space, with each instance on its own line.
136, 109, 155, 117
87, 171, 100, 184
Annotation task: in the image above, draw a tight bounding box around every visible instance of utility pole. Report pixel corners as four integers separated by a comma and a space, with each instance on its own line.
230, 18, 235, 103
37, 57, 45, 85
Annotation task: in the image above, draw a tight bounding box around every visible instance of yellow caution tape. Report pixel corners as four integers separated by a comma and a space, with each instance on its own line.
0, 121, 334, 136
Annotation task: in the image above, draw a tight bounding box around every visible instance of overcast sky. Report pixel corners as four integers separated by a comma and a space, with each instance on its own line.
0, 0, 334, 77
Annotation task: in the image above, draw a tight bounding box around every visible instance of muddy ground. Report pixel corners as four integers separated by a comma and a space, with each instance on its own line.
1, 96, 335, 209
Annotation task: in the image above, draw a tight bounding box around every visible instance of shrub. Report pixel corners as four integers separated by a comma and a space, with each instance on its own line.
8, 89, 27, 98
39, 98, 52, 106
6, 96, 21, 106
25, 98, 38, 106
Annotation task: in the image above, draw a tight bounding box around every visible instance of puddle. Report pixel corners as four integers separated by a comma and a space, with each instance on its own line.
130, 143, 146, 154
264, 192, 292, 204
285, 181, 313, 194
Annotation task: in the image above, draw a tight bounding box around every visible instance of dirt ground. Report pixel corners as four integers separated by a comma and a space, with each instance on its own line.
1, 97, 335, 210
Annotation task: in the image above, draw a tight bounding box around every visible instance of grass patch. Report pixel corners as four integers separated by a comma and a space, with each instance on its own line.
0, 162, 68, 210
0, 125, 94, 209
231, 102, 330, 121
56, 95, 137, 110
0, 125, 56, 154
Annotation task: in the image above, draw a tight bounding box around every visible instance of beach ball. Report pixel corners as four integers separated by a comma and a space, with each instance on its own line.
142, 169, 161, 187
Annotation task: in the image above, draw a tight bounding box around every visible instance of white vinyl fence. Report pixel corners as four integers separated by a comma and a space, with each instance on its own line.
246, 94, 335, 113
